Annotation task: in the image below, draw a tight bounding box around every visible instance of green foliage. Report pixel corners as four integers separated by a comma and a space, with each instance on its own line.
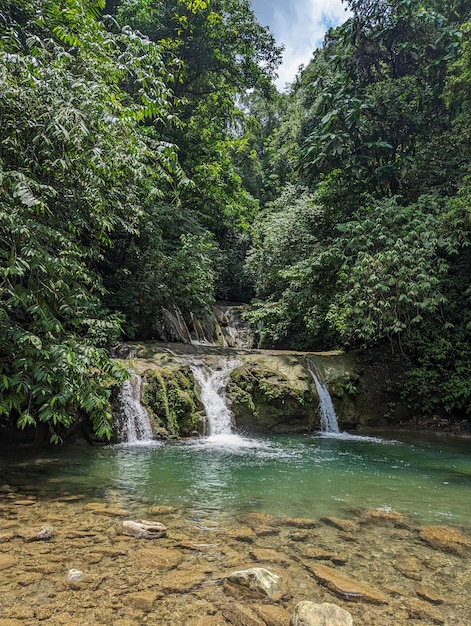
112, 0, 282, 300
326, 195, 449, 344
247, 0, 471, 414
0, 0, 176, 440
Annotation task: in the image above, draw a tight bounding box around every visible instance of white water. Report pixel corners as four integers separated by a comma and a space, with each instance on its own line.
306, 360, 340, 433
188, 357, 250, 447
118, 374, 155, 444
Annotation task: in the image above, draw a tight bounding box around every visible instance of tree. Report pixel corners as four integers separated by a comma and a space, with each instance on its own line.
0, 0, 177, 440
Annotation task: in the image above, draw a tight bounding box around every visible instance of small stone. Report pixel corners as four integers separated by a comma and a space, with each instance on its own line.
0, 532, 15, 543
13, 499, 36, 506
227, 567, 283, 600
0, 484, 14, 493
308, 563, 389, 605
290, 601, 353, 626
20, 524, 54, 542
120, 519, 166, 539
66, 568, 85, 584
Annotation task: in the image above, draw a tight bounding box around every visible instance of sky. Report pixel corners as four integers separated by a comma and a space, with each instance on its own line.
250, 0, 351, 90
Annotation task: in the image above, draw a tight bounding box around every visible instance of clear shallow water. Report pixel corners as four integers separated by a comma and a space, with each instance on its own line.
2, 433, 470, 529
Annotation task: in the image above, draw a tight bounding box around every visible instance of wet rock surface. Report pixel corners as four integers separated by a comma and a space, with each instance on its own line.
120, 519, 167, 539
290, 601, 353, 626
0, 490, 470, 625
227, 567, 283, 599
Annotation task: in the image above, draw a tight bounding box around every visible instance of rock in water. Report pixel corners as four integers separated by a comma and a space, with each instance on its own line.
66, 568, 86, 589
120, 519, 167, 539
290, 601, 353, 626
227, 567, 283, 599
20, 524, 54, 542
307, 563, 389, 605
419, 525, 471, 555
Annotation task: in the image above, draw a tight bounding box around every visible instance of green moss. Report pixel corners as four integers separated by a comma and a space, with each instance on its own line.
228, 365, 318, 433
142, 366, 203, 437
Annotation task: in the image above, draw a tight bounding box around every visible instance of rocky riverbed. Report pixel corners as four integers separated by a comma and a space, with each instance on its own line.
1, 485, 470, 625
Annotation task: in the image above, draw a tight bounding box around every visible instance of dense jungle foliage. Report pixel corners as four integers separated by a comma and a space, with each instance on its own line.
0, 0, 469, 441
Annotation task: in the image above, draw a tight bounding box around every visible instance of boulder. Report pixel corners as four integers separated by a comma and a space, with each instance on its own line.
227, 567, 283, 599
290, 602, 353, 626
228, 359, 319, 433
120, 519, 166, 539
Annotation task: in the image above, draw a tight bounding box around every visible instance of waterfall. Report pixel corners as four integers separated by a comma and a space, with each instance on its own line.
118, 374, 155, 444
188, 358, 240, 436
306, 360, 340, 433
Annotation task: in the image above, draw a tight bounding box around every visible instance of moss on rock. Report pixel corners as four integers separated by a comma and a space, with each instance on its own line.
228, 361, 319, 433
141, 365, 204, 437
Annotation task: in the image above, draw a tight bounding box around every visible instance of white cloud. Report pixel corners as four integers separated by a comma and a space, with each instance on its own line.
254, 0, 351, 90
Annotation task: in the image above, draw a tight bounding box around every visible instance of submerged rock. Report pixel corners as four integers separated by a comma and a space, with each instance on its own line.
253, 604, 291, 625
227, 567, 283, 599
321, 517, 360, 533
223, 601, 266, 626
308, 563, 389, 605
355, 507, 410, 527
290, 601, 353, 626
419, 525, 471, 555
0, 555, 16, 571
19, 524, 53, 542
120, 519, 167, 539
66, 568, 85, 583
123, 591, 160, 612
394, 555, 424, 581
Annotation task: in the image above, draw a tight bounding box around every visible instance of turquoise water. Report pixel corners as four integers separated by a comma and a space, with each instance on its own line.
2, 432, 470, 529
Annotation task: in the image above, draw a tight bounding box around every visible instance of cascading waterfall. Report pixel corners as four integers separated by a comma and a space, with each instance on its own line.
306, 359, 340, 433
118, 374, 155, 444
188, 358, 240, 437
